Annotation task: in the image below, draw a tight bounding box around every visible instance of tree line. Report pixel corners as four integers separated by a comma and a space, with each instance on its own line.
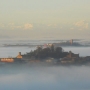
24, 45, 69, 60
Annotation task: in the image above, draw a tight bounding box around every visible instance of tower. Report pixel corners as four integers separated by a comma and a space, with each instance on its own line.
18, 52, 21, 55
70, 39, 73, 45
17, 52, 22, 58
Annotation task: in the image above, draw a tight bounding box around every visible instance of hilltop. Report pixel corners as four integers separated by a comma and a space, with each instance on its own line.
0, 44, 90, 65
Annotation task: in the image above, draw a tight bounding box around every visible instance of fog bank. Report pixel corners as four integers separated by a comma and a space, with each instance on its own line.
0, 65, 90, 90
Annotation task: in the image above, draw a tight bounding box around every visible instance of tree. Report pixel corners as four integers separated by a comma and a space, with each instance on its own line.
55, 47, 63, 53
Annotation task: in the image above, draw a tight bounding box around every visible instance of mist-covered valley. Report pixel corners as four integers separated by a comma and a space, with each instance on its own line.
0, 39, 90, 90
1, 0, 90, 89
0, 65, 90, 90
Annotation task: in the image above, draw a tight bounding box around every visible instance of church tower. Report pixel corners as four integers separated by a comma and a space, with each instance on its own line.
16, 52, 22, 58
70, 39, 73, 45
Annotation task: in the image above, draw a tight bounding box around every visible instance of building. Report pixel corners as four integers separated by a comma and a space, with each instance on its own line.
61, 57, 75, 64
16, 52, 23, 58
0, 52, 24, 63
60, 51, 79, 64
67, 51, 79, 58
70, 39, 73, 45
0, 58, 14, 62
45, 58, 58, 64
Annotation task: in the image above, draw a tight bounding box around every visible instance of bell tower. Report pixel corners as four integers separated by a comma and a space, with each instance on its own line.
18, 52, 21, 55
17, 52, 22, 58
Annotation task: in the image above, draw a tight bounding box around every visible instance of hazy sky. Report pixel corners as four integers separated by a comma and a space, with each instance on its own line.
0, 0, 90, 40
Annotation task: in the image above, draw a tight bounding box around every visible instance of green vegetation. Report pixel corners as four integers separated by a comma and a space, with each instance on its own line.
24, 45, 68, 59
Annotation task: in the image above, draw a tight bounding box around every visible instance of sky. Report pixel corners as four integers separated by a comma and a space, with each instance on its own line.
0, 0, 90, 40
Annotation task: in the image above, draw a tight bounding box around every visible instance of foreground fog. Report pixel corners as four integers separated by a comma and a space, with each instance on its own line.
0, 65, 90, 90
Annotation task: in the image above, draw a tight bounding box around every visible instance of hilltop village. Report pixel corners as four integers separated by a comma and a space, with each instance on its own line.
3, 39, 90, 47
0, 43, 90, 65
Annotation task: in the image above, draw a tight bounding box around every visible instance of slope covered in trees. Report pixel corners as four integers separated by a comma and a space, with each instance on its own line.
23, 45, 68, 60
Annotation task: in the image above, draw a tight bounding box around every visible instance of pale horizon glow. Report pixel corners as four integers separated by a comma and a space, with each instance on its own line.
0, 0, 90, 40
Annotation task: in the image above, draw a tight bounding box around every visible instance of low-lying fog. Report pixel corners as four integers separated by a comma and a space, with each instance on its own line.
0, 65, 90, 90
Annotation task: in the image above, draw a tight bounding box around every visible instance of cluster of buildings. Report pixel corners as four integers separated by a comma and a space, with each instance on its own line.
0, 52, 24, 63
0, 50, 90, 65
60, 51, 79, 64
60, 51, 90, 64
0, 52, 40, 63
0, 42, 90, 65
39, 39, 74, 49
